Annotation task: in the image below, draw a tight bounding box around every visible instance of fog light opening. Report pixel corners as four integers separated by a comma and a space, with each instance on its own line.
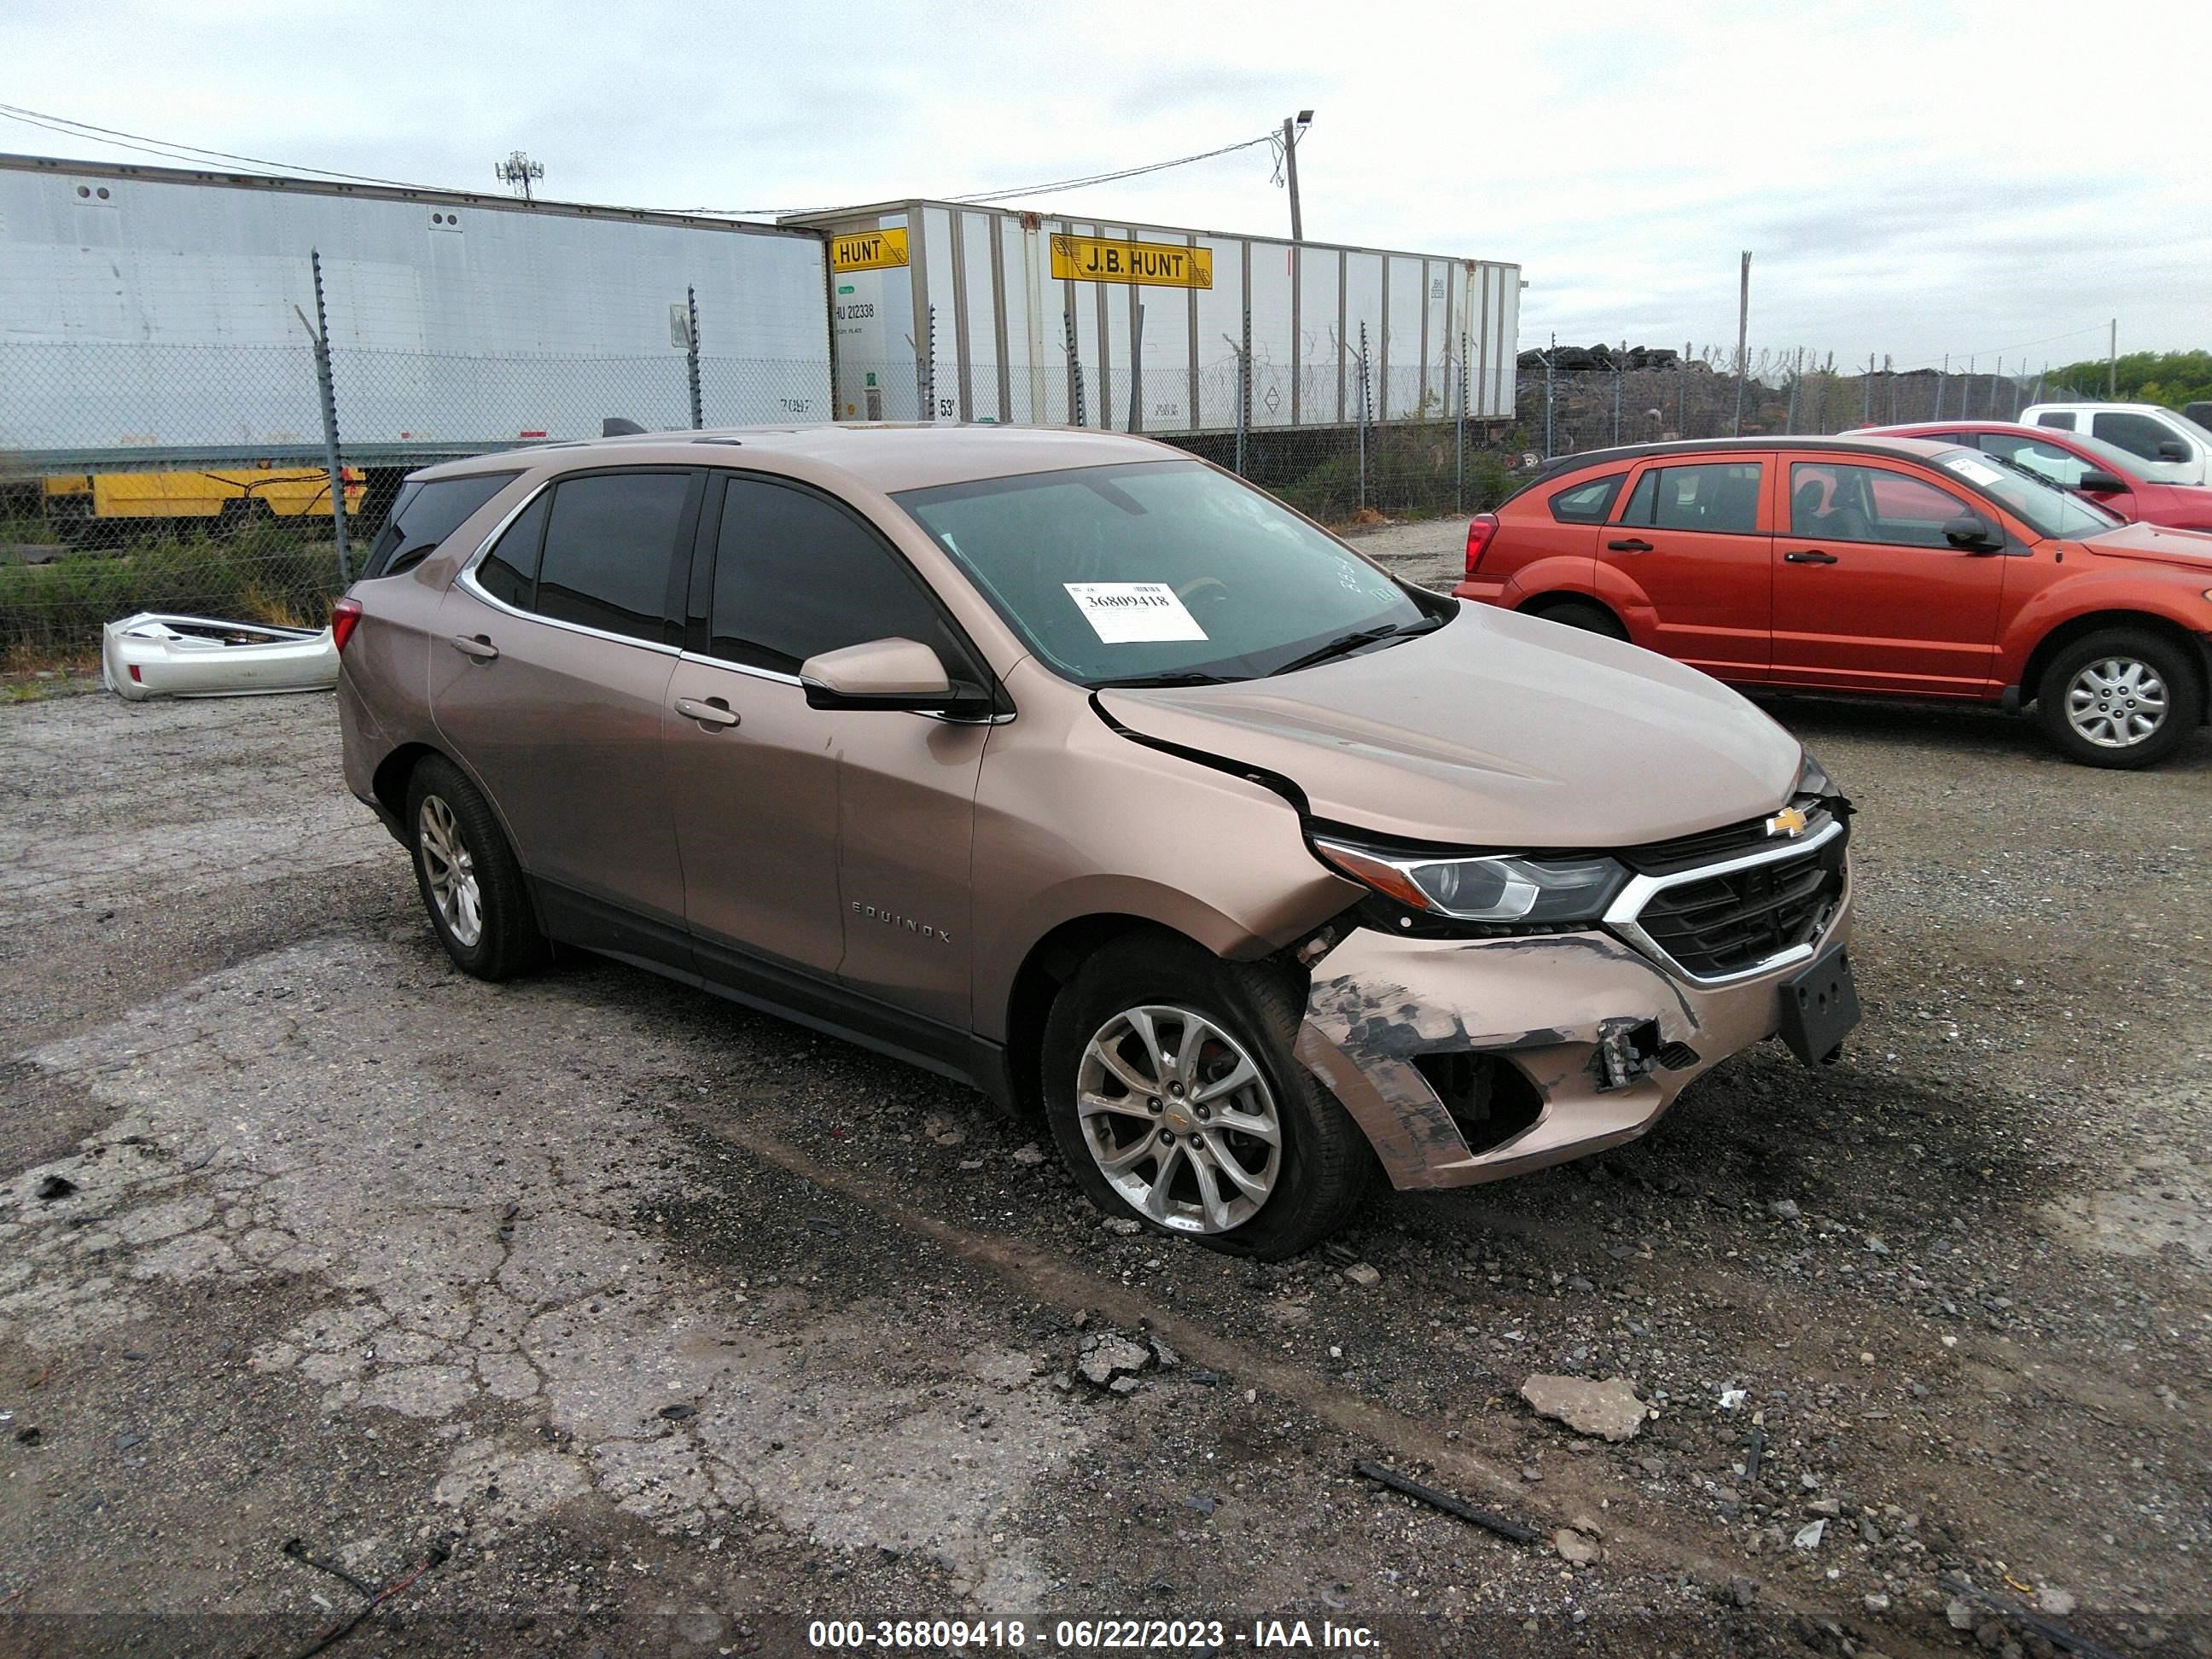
1412, 1051, 1545, 1155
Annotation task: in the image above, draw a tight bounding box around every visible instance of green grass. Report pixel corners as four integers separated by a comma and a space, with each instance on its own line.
1272, 430, 1511, 526
1, 524, 344, 665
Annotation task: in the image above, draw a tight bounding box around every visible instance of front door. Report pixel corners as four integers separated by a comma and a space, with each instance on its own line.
671, 473, 993, 1033
1770, 457, 2007, 697
1601, 456, 1773, 681
429, 468, 699, 948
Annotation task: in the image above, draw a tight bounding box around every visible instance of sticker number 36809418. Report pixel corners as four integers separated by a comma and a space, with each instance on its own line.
1063, 582, 1210, 644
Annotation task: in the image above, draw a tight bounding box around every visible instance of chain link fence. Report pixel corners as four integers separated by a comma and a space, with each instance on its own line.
0, 302, 2123, 667
1516, 344, 2105, 460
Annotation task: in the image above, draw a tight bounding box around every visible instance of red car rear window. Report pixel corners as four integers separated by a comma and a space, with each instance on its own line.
1548, 474, 1626, 523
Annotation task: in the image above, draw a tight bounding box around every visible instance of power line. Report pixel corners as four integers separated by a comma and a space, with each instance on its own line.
1, 101, 1287, 223
946, 130, 1280, 205
0, 102, 460, 193
654, 128, 1285, 218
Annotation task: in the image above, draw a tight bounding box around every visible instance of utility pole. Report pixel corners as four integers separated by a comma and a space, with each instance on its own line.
1732, 251, 1751, 436
1281, 111, 1313, 242
494, 149, 544, 201
2108, 318, 2117, 398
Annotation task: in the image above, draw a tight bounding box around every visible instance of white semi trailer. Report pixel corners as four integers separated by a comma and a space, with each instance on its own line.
0, 151, 833, 474
783, 198, 1520, 434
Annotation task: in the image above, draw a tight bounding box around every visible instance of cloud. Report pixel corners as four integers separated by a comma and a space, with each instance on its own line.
2, 0, 2206, 360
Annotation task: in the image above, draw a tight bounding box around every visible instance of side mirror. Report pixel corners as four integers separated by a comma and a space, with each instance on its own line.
800, 637, 992, 716
2156, 439, 2189, 463
2075, 469, 2127, 493
1942, 514, 2005, 553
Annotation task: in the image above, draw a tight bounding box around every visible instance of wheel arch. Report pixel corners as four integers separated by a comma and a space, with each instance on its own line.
1001, 913, 1231, 1115
1519, 591, 1629, 632
2021, 610, 2210, 722
371, 742, 445, 838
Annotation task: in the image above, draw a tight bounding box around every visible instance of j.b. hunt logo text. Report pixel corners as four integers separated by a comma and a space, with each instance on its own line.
851, 902, 952, 944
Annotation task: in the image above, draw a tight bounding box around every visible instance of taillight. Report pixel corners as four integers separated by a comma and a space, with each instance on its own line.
1464, 513, 1499, 576
331, 597, 364, 654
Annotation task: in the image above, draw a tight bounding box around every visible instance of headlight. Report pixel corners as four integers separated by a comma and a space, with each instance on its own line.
1796, 750, 1835, 799
1312, 836, 1629, 923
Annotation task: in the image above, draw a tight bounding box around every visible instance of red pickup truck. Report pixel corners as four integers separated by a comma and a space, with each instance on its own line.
1455, 434, 2212, 768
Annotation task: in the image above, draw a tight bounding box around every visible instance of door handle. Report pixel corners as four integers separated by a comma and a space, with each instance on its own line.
675, 696, 741, 729
1784, 550, 1838, 565
1607, 537, 1653, 552
448, 632, 499, 660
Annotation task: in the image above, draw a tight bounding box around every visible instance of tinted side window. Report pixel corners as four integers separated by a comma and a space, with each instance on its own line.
1548, 474, 1623, 524
364, 471, 519, 578
709, 478, 973, 679
1620, 463, 1762, 533
474, 491, 549, 609
534, 472, 691, 642
2033, 411, 2076, 431
2091, 411, 2177, 462
1790, 463, 1969, 547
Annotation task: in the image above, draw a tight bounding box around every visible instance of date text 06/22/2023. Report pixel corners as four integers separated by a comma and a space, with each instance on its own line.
805, 1616, 1379, 1650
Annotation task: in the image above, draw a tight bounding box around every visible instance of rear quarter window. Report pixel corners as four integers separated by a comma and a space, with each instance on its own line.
1547, 474, 1625, 523
363, 471, 520, 578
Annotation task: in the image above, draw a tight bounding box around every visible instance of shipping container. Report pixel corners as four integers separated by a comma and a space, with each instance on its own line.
0, 151, 833, 469
784, 199, 1519, 434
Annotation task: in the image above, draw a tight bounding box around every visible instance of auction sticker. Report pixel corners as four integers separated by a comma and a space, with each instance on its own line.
1063, 582, 1208, 644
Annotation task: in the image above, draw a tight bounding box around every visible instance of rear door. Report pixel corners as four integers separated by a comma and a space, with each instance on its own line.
430, 467, 700, 953
1770, 457, 2005, 697
1600, 456, 1773, 680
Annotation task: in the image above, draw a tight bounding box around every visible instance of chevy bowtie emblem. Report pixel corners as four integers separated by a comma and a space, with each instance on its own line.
1765, 805, 1809, 839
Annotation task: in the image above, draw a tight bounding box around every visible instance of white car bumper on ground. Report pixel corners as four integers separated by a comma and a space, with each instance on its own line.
100, 613, 338, 701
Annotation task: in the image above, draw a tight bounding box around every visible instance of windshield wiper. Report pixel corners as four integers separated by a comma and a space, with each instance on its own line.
1269, 618, 1440, 677
1092, 670, 1243, 689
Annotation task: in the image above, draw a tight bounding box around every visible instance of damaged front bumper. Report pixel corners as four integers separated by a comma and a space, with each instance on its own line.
1294, 888, 1854, 1190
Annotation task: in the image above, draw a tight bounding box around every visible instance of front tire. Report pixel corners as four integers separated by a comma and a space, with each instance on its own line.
2035, 629, 2199, 769
1040, 934, 1371, 1259
404, 756, 546, 979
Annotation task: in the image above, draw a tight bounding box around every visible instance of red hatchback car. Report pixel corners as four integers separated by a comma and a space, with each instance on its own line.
1456, 435, 2212, 767
1857, 421, 2212, 532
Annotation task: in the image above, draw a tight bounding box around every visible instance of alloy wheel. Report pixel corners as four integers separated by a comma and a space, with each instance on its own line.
417, 795, 483, 947
2065, 656, 2169, 749
1075, 1004, 1282, 1234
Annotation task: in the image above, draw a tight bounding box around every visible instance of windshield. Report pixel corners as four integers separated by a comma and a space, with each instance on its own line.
894, 459, 1433, 686
1938, 450, 2123, 540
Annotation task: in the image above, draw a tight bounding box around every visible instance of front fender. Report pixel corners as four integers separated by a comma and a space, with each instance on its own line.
2000, 573, 2212, 685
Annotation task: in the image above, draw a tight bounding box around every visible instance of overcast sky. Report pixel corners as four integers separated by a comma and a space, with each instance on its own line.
4, 0, 2205, 370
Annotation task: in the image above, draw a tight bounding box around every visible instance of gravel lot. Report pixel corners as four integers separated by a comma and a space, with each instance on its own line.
2, 649, 2207, 1656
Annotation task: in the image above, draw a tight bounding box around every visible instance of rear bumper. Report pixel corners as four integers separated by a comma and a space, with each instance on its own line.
1295, 884, 1854, 1190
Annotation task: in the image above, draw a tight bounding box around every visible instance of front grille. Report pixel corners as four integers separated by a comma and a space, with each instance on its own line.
1633, 840, 1844, 978
1620, 795, 1837, 876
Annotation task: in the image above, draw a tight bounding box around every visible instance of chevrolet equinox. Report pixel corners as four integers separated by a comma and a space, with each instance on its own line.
337, 425, 1859, 1257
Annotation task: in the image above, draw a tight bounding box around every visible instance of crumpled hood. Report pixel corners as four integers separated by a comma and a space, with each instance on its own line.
2081, 519, 2212, 570
1097, 605, 1800, 848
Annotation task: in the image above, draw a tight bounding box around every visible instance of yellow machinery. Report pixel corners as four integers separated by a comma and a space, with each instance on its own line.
43, 463, 365, 541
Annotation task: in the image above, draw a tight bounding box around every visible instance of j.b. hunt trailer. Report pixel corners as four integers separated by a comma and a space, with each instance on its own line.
783, 198, 1520, 434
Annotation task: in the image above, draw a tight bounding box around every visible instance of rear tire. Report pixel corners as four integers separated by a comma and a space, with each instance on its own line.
2034, 629, 2199, 769
1040, 934, 1371, 1259
404, 755, 547, 980
1528, 597, 1629, 641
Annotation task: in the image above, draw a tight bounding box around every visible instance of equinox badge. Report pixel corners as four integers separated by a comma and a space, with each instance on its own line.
1765, 805, 1809, 839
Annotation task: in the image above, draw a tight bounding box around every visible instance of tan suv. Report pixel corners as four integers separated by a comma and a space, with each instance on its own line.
336, 425, 1859, 1257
